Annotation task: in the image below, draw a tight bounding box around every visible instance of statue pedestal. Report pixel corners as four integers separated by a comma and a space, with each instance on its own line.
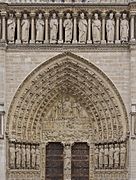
101, 40, 106, 44
15, 40, 21, 44
87, 40, 92, 44
115, 40, 121, 44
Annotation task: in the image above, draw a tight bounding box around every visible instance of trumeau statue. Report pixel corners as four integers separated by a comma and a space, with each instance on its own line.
36, 13, 44, 43
21, 13, 30, 43
78, 12, 88, 43
92, 13, 101, 43
120, 13, 129, 42
106, 13, 115, 43
7, 13, 16, 43
9, 143, 15, 168
63, 13, 73, 43
50, 13, 58, 43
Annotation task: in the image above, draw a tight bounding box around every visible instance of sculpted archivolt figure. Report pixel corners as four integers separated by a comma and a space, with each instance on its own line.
120, 13, 129, 43
36, 13, 44, 43
7, 13, 16, 43
9, 144, 15, 168
21, 13, 30, 43
92, 13, 101, 43
50, 13, 58, 43
78, 13, 87, 43
106, 13, 115, 43
63, 13, 73, 43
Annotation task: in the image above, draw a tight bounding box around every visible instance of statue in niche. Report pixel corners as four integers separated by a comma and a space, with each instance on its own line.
120, 143, 126, 168
92, 13, 101, 43
63, 13, 73, 43
106, 13, 115, 43
109, 144, 114, 168
114, 144, 120, 168
31, 146, 36, 169
104, 144, 109, 168
94, 146, 99, 169
9, 143, 15, 168
7, 13, 16, 43
36, 13, 44, 43
120, 13, 129, 43
26, 145, 30, 168
78, 12, 87, 43
16, 144, 21, 168
21, 144, 26, 168
36, 146, 40, 169
64, 144, 71, 178
99, 145, 104, 169
50, 13, 58, 43
21, 13, 30, 43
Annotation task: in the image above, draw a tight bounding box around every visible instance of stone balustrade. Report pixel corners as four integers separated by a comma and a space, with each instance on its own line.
0, 10, 135, 45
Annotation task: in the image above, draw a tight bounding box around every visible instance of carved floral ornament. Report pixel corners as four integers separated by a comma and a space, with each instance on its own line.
6, 52, 129, 144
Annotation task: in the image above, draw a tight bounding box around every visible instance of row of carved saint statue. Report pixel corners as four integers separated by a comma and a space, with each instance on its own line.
5, 11, 129, 44
95, 142, 127, 169
9, 142, 40, 169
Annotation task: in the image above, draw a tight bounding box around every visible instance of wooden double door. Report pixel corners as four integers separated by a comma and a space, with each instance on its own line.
46, 142, 89, 180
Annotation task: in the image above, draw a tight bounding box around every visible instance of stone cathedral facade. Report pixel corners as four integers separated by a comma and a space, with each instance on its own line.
0, 0, 136, 180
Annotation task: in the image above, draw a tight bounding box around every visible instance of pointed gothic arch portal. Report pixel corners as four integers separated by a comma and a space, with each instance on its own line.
7, 52, 129, 180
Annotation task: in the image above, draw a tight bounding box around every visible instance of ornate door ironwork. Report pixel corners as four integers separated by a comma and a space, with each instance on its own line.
46, 142, 64, 180
71, 142, 89, 180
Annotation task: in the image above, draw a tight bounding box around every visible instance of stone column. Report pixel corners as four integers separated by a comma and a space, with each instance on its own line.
1, 11, 7, 43
87, 13, 92, 44
30, 12, 36, 44
115, 12, 121, 44
130, 12, 135, 42
16, 12, 21, 44
72, 13, 78, 44
63, 143, 72, 180
101, 12, 106, 44
89, 142, 95, 180
58, 12, 63, 44
44, 12, 49, 44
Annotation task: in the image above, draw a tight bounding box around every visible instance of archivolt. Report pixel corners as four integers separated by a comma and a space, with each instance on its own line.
6, 52, 128, 143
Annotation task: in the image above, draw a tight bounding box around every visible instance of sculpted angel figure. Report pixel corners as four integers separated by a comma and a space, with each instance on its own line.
63, 13, 73, 43
50, 13, 58, 43
36, 13, 44, 43
78, 12, 88, 43
21, 13, 30, 43
7, 13, 16, 43
92, 13, 101, 43
106, 13, 115, 43
120, 13, 129, 43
